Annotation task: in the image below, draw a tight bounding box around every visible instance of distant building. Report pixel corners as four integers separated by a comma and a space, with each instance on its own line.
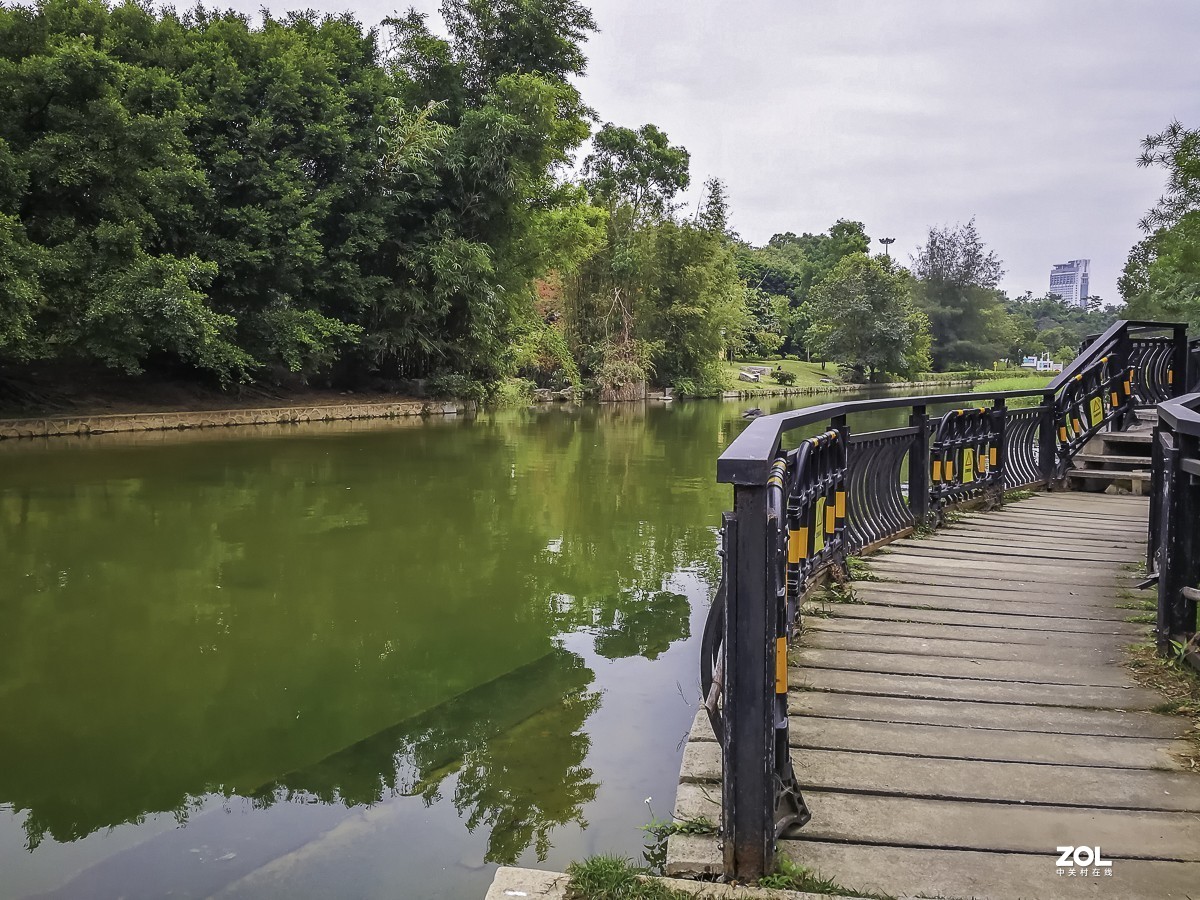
1048, 259, 1090, 308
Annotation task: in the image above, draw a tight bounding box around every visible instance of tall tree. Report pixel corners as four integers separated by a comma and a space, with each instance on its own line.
912, 218, 1014, 369
805, 254, 929, 381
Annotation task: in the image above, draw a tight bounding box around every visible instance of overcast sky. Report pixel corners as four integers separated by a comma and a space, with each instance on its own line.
230, 0, 1199, 302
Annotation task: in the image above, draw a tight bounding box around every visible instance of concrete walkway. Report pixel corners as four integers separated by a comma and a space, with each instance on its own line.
668, 492, 1200, 899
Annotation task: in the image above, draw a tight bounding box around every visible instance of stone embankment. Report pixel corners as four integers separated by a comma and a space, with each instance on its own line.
0, 399, 471, 441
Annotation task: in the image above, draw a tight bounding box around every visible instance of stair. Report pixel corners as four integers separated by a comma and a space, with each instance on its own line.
1065, 410, 1155, 495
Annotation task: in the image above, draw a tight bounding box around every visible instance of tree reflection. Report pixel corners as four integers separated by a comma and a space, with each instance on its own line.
0, 399, 754, 862
244, 648, 598, 865
592, 590, 691, 660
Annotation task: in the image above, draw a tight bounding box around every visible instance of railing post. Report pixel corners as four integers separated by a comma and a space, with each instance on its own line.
1038, 390, 1057, 486
908, 404, 929, 524
993, 398, 1007, 497
722, 485, 774, 880
1173, 324, 1189, 398
1149, 423, 1164, 574
1156, 425, 1200, 653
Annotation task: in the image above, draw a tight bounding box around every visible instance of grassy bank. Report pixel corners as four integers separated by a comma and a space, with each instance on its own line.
721, 358, 841, 393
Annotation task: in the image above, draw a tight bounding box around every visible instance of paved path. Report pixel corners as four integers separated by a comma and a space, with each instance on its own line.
669, 492, 1200, 899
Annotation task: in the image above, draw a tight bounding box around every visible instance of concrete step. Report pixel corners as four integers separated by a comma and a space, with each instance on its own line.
1096, 430, 1153, 445
1074, 452, 1152, 467
1066, 468, 1151, 495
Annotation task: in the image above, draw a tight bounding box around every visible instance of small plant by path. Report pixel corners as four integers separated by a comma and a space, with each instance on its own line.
1126, 641, 1200, 772
845, 556, 880, 582
641, 804, 716, 874
758, 857, 894, 899
1003, 489, 1036, 503
566, 855, 690, 900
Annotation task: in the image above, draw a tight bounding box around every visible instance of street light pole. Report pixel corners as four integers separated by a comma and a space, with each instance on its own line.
879, 237, 895, 259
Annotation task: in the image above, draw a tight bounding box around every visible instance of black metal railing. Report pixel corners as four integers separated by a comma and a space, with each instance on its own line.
1149, 393, 1200, 671
701, 319, 1185, 880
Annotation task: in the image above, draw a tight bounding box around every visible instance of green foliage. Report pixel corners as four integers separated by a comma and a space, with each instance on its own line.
1003, 292, 1117, 361
641, 811, 716, 873
583, 123, 690, 221
564, 127, 746, 397
735, 219, 870, 357
805, 254, 930, 381
1121, 120, 1200, 330
773, 368, 797, 385
565, 855, 689, 900
759, 857, 893, 899
425, 373, 487, 404
913, 219, 1015, 370
0, 0, 601, 392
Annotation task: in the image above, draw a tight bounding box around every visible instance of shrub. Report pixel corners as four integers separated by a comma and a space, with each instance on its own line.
773, 369, 797, 386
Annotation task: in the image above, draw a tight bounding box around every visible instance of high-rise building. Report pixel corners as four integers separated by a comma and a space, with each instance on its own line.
1048, 259, 1090, 308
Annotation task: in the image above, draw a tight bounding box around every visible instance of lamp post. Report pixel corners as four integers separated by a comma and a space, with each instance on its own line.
879, 237, 895, 258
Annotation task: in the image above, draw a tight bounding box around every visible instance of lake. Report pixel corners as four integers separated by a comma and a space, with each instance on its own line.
0, 388, 933, 900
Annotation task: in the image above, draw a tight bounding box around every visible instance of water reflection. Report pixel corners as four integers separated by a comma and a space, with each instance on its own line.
0, 391, 925, 898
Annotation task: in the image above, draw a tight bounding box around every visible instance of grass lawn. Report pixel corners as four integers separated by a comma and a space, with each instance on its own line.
722, 358, 841, 392
970, 373, 1053, 393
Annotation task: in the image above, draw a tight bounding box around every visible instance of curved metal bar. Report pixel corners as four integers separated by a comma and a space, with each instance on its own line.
712, 317, 1186, 882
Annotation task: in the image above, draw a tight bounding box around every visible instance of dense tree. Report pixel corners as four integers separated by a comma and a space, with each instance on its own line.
1003, 292, 1118, 362
912, 218, 1014, 369
734, 219, 869, 357
1121, 120, 1200, 330
0, 0, 602, 392
563, 122, 743, 397
805, 254, 929, 381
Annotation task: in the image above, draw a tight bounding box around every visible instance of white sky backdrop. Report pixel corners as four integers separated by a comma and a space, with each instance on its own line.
224, 0, 1200, 302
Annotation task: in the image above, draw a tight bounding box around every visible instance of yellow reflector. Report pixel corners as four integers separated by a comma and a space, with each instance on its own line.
788, 528, 808, 563
835, 490, 846, 519
990, 447, 998, 466
946, 460, 955, 481
932, 460, 942, 482
813, 499, 826, 552
775, 636, 788, 694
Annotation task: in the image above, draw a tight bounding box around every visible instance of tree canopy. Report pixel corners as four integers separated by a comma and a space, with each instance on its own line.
805, 254, 930, 381
1121, 120, 1200, 330
0, 0, 602, 389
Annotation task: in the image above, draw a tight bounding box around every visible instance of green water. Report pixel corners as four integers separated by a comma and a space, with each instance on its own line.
0, 391, 926, 900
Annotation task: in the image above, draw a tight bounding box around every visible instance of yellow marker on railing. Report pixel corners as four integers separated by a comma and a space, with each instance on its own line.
825, 498, 836, 534
946, 459, 955, 481
775, 637, 788, 694
788, 528, 808, 563
813, 498, 826, 552
835, 490, 846, 521
932, 459, 942, 482
989, 447, 998, 467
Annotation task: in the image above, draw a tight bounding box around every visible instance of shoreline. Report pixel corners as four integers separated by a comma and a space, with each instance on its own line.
0, 398, 473, 441
712, 377, 975, 400
0, 377, 997, 442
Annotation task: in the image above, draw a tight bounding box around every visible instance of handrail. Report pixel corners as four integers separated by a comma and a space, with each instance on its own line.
1149, 391, 1200, 670
707, 318, 1186, 880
